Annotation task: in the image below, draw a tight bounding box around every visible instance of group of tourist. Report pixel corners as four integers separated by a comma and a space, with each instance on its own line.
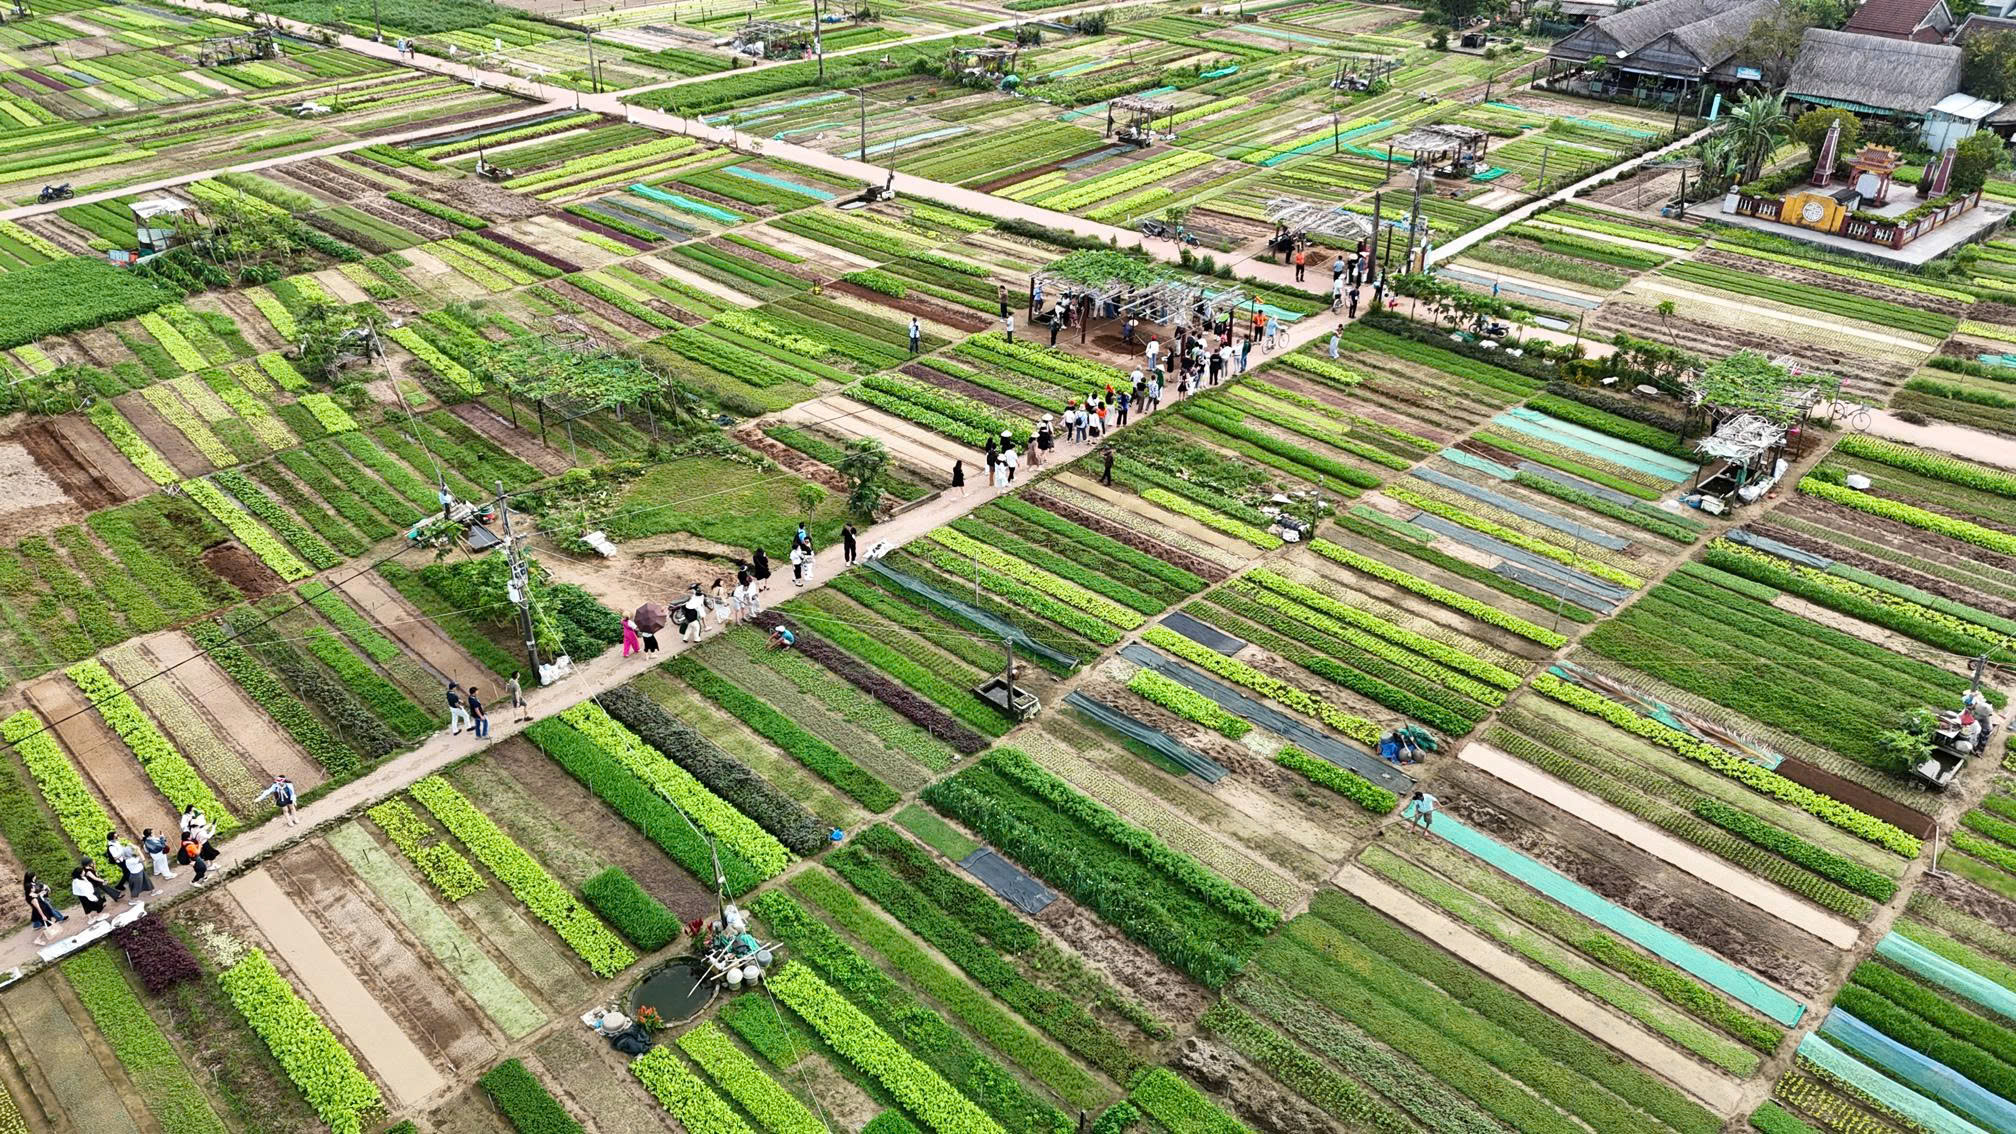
23, 800, 234, 944
447, 676, 528, 741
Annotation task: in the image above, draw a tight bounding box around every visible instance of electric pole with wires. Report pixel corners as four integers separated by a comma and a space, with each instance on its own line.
499, 481, 543, 682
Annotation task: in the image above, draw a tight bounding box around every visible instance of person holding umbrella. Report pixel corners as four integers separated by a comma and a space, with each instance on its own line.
633, 602, 668, 653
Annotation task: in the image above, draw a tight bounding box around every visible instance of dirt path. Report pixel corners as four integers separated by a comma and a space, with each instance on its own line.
1461, 742, 1862, 949
1830, 404, 2016, 471
143, 631, 326, 790
226, 868, 449, 1108
1331, 863, 1748, 1116
333, 571, 485, 689
24, 676, 175, 840
267, 840, 500, 1077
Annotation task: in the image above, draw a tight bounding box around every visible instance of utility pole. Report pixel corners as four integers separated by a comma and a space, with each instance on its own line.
1535, 144, 1551, 195
586, 30, 600, 93
372, 0, 381, 41
814, 0, 824, 80
1369, 190, 1384, 276
1403, 164, 1426, 272
499, 481, 543, 681
856, 87, 868, 160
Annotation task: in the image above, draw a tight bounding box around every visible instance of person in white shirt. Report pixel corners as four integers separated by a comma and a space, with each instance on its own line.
789, 544, 807, 587
1144, 339, 1159, 373
681, 586, 707, 641
1403, 791, 1438, 832
1001, 445, 1019, 486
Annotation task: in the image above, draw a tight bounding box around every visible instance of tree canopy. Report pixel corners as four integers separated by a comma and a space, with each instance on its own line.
1791, 108, 1861, 163
1965, 28, 2016, 100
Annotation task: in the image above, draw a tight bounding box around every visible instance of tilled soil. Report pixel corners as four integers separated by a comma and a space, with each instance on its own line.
144, 630, 327, 790
830, 281, 991, 332
485, 740, 721, 921
336, 571, 487, 687
1023, 488, 1230, 580
549, 278, 671, 338
268, 840, 499, 1077
1438, 761, 1837, 997
50, 413, 157, 503
0, 432, 85, 534
1594, 303, 1915, 397
1175, 1036, 1348, 1134
533, 1029, 679, 1134
26, 675, 177, 839
0, 972, 147, 1134
1695, 247, 1970, 317
1755, 520, 2016, 619
449, 401, 574, 476
201, 542, 284, 601
425, 1082, 515, 1134
227, 868, 449, 1108
111, 391, 211, 478
1784, 495, 2016, 577
1923, 870, 2016, 935
1039, 894, 1212, 1026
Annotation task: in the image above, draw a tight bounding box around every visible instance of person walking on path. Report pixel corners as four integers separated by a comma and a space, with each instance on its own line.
908, 316, 921, 355
1101, 446, 1115, 486
1332, 254, 1345, 286
1116, 389, 1131, 426
1293, 246, 1307, 282
254, 775, 299, 826
708, 578, 730, 629
1024, 430, 1040, 470
1048, 311, 1061, 347
620, 616, 641, 658
179, 804, 206, 840
1331, 273, 1345, 312
1144, 337, 1159, 374
1348, 286, 1360, 319
71, 866, 109, 921
446, 681, 471, 735
1038, 414, 1054, 454
25, 874, 65, 944
952, 459, 967, 497
465, 688, 489, 738
508, 673, 530, 722
143, 829, 175, 880
1001, 443, 1018, 486
1002, 311, 1014, 343
789, 543, 806, 587
1207, 346, 1223, 386
1330, 324, 1342, 360
751, 547, 772, 592
1403, 791, 1438, 832
117, 841, 151, 900
997, 283, 1008, 319
1263, 313, 1280, 352
1239, 335, 1252, 374
1147, 373, 1162, 411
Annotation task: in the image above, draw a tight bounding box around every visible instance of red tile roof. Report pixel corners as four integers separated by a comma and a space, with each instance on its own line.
1844, 0, 1944, 39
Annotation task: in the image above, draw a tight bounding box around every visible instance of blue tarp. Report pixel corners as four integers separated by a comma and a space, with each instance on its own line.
1493, 408, 1694, 482
1820, 1009, 2016, 1133
1798, 1031, 1989, 1134
724, 164, 835, 201
1427, 812, 1806, 1024
627, 184, 743, 224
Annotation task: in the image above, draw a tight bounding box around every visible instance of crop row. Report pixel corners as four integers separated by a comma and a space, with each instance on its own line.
1386, 485, 1645, 588
678, 1021, 827, 1134
1536, 675, 1920, 855
1310, 537, 1565, 645
1141, 487, 1282, 548
2, 707, 112, 863
1245, 570, 1520, 691
830, 830, 1139, 1083
1801, 476, 2016, 557
581, 865, 679, 950
631, 1047, 753, 1134
1704, 541, 2010, 659
367, 797, 485, 899
928, 528, 1143, 628
409, 774, 636, 976
477, 1058, 583, 1134
190, 622, 359, 776
88, 404, 182, 488
903, 542, 1124, 647
1143, 625, 1379, 745
301, 629, 434, 740
218, 950, 382, 1134
753, 607, 998, 745
1128, 668, 1250, 737
668, 656, 900, 811
68, 659, 237, 832
1660, 262, 1958, 339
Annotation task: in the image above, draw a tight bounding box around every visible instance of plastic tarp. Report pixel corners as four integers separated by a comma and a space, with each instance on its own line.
1158, 611, 1247, 655
1726, 527, 1834, 569
1118, 643, 1413, 795
1517, 460, 1641, 507
1493, 408, 1695, 482
1440, 448, 1516, 480
861, 560, 1078, 669
627, 184, 744, 224
702, 90, 850, 125
1411, 467, 1629, 549
1065, 691, 1226, 783
1437, 266, 1602, 310
1427, 812, 1806, 1024
1495, 561, 1622, 613
959, 849, 1056, 914
724, 164, 834, 200
1062, 145, 1131, 169
846, 126, 966, 161
1407, 514, 1635, 601
1819, 1009, 2016, 1133
1876, 933, 2016, 1025
1798, 1031, 1989, 1134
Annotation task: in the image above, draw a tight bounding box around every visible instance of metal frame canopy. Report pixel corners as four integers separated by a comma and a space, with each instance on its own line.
731, 19, 810, 51
950, 45, 1019, 73
1693, 413, 1784, 464
1387, 123, 1489, 163
1029, 250, 1253, 323
1266, 197, 1374, 243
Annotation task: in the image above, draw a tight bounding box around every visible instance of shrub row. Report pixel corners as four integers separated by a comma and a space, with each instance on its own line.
581, 866, 679, 951
367, 798, 485, 899
667, 657, 900, 812
478, 1058, 583, 1134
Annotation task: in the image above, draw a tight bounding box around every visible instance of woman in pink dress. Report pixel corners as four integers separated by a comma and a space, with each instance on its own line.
621, 616, 641, 657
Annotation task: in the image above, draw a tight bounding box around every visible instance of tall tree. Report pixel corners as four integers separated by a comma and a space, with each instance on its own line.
1745, 0, 1849, 86
1965, 29, 2016, 101
1723, 91, 1794, 182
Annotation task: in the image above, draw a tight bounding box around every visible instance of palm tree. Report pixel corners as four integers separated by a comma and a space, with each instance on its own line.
1722, 91, 1793, 183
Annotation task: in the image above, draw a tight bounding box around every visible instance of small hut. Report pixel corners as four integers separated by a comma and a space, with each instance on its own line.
1386, 124, 1489, 177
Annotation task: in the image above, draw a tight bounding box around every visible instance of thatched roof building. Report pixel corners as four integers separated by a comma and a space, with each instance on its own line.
1784, 28, 1964, 116
1550, 0, 1759, 64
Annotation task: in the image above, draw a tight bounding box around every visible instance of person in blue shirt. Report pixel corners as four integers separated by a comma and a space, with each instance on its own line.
767, 625, 796, 650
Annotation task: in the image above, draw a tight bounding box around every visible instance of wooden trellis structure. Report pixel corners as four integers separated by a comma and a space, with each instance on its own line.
1265, 197, 1375, 244
1108, 95, 1176, 144
948, 45, 1019, 78
198, 27, 276, 66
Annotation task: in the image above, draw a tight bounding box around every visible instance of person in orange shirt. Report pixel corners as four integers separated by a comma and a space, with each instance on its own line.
1293, 245, 1307, 282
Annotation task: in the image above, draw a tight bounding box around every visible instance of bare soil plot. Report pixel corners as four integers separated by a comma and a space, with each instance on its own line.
267, 840, 500, 1077
200, 542, 284, 601
55, 411, 161, 501
226, 867, 448, 1108
449, 402, 575, 475
24, 675, 175, 839
484, 738, 720, 922
109, 392, 212, 479
335, 571, 487, 689
533, 1028, 680, 1134
425, 1082, 515, 1134
0, 436, 82, 542
1436, 760, 1837, 1000
143, 630, 327, 790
